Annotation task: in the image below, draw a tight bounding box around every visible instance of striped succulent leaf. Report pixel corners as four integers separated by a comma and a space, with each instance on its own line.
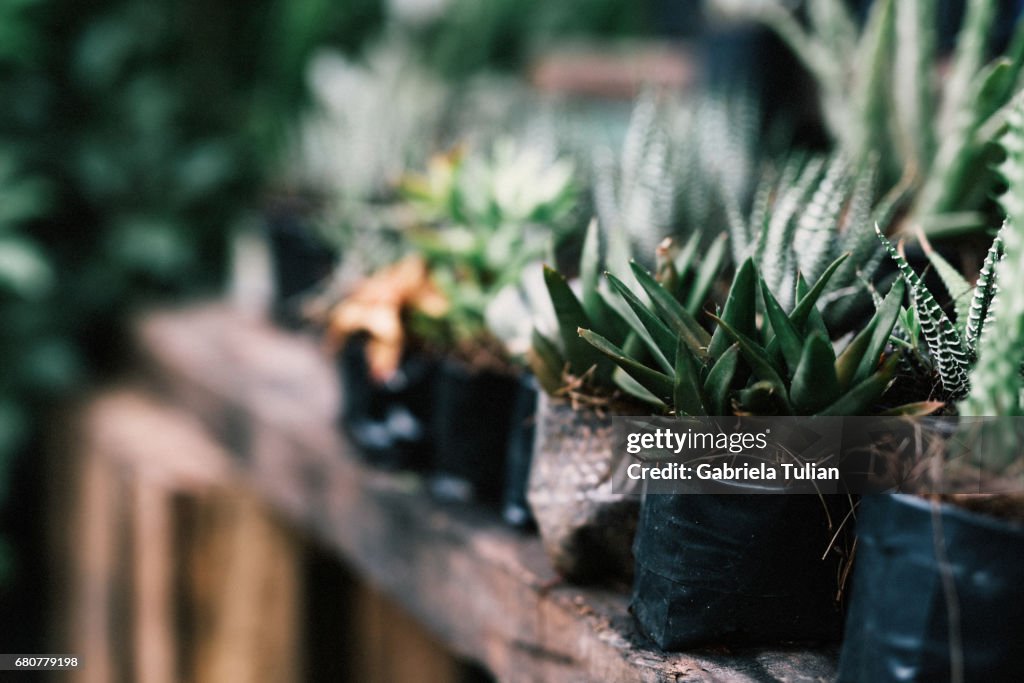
597, 93, 759, 268
961, 101, 1024, 417
759, 157, 827, 306
737, 156, 894, 324
795, 155, 850, 284
877, 226, 972, 398
964, 223, 1005, 354
749, 0, 1023, 238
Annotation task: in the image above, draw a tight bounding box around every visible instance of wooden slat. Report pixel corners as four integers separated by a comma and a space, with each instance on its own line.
51, 391, 303, 683
135, 304, 839, 683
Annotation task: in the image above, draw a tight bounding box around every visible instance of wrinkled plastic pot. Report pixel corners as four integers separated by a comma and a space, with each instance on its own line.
838, 494, 1024, 682
337, 336, 437, 471
632, 491, 846, 649
429, 359, 519, 504
265, 203, 334, 328
501, 376, 539, 529
527, 395, 638, 584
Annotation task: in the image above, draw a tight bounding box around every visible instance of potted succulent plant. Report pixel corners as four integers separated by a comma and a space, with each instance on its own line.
327, 255, 446, 470
400, 142, 579, 507
527, 217, 726, 584
579, 248, 931, 649
733, 0, 1024, 240
526, 92, 757, 583
837, 110, 1024, 682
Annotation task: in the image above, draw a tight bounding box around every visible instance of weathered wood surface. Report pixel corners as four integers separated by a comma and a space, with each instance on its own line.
135, 304, 839, 683
50, 390, 302, 683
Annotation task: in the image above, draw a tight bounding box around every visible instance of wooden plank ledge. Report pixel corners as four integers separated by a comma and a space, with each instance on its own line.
132, 303, 839, 683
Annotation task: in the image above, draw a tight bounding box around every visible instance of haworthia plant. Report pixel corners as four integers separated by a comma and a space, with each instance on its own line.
727, 154, 907, 318
961, 101, 1024, 416
593, 92, 758, 266
877, 225, 1005, 402
528, 219, 726, 399
579, 254, 914, 417
735, 0, 1024, 238
592, 93, 678, 262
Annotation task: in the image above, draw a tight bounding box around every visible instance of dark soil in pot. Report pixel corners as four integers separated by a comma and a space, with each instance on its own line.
265, 200, 335, 328
838, 493, 1024, 683
429, 358, 519, 504
526, 394, 638, 585
632, 490, 847, 650
337, 335, 437, 471
501, 375, 538, 529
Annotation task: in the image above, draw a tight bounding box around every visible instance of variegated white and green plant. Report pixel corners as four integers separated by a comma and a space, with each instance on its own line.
876, 100, 1024, 409
727, 153, 909, 322
960, 101, 1024, 416
722, 0, 1024, 238
592, 91, 758, 265
876, 225, 1004, 403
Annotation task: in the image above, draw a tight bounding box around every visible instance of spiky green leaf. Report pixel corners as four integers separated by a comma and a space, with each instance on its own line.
964, 225, 1005, 354
703, 343, 741, 416
760, 276, 804, 376
685, 233, 728, 315
818, 355, 899, 416
629, 262, 710, 355
674, 337, 707, 416
528, 329, 565, 395
578, 327, 674, 403
710, 314, 792, 412
791, 333, 842, 413
606, 272, 676, 373
851, 277, 905, 385
708, 259, 759, 359
543, 266, 605, 378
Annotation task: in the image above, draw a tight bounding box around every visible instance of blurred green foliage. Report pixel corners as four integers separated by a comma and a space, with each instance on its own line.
411, 0, 653, 79
0, 0, 658, 579
0, 0, 386, 581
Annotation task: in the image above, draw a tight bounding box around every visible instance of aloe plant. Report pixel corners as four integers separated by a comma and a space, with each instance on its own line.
734, 0, 1024, 238
579, 254, 912, 416
528, 218, 727, 398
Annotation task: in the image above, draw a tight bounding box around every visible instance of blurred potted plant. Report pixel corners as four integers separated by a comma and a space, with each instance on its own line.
265, 193, 337, 328
327, 255, 446, 470
275, 38, 449, 328
401, 141, 579, 506
728, 0, 1024, 239
838, 108, 1024, 682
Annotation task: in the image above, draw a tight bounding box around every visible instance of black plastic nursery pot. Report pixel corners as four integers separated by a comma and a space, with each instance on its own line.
265, 200, 335, 327
337, 336, 437, 471
429, 358, 520, 504
501, 375, 538, 529
632, 490, 847, 650
838, 493, 1024, 682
